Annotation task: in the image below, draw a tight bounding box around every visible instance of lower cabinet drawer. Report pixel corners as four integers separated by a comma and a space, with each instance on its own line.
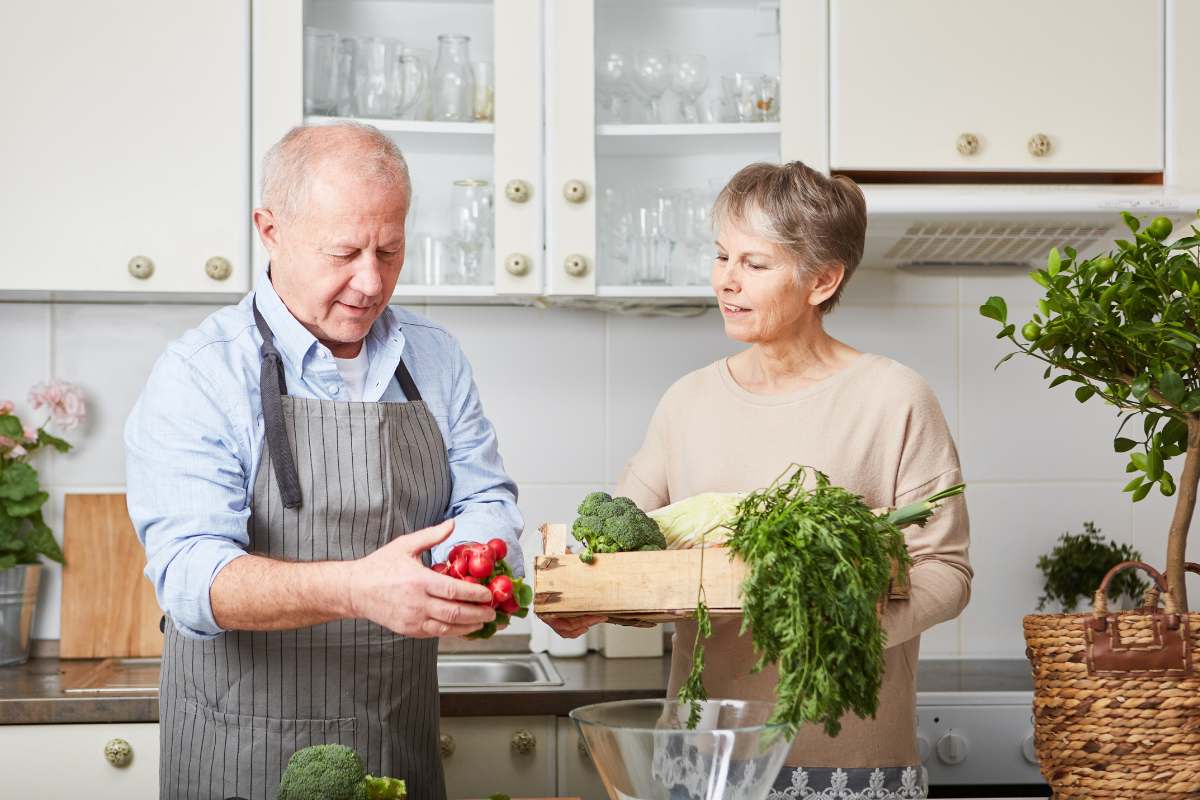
557, 716, 608, 800
440, 715, 557, 799
0, 722, 160, 798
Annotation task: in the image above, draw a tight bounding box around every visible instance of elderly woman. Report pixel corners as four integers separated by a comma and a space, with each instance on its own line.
553, 162, 971, 799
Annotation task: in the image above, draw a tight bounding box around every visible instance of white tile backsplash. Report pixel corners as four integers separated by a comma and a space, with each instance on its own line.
6, 273, 1181, 657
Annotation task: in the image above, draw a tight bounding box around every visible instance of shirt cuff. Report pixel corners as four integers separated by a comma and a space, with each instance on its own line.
159, 543, 248, 640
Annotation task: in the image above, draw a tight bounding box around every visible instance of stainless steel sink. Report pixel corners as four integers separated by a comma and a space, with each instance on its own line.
437, 652, 564, 690
63, 652, 564, 693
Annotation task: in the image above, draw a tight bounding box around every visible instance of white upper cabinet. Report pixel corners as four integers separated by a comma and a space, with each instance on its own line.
0, 1, 251, 294
255, 0, 544, 299
830, 0, 1164, 173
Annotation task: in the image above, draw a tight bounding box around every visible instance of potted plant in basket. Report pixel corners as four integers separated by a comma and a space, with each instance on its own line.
0, 380, 86, 665
981, 211, 1200, 798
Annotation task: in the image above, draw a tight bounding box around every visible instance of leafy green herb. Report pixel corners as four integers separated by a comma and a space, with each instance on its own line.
1036, 522, 1148, 612
677, 465, 962, 740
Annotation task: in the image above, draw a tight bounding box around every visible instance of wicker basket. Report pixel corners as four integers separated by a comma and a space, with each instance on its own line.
1023, 561, 1200, 799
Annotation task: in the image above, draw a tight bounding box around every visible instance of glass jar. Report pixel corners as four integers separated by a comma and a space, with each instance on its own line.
432, 34, 475, 122
446, 179, 494, 284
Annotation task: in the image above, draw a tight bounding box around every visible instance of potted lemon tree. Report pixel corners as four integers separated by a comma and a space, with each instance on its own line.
981, 212, 1200, 798
0, 382, 85, 665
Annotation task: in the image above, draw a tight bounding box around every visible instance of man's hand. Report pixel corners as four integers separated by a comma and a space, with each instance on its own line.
347, 519, 496, 638
542, 614, 606, 639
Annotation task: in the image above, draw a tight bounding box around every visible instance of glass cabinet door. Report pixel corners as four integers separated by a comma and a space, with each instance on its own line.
547, 0, 806, 299
254, 0, 543, 299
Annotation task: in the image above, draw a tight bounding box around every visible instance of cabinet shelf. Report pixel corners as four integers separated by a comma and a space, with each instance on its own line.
596, 123, 780, 157
304, 116, 495, 135
596, 285, 714, 299
597, 123, 780, 137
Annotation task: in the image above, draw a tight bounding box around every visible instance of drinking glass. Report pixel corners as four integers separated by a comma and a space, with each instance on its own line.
432, 34, 475, 121
472, 61, 495, 121
392, 49, 429, 119
598, 187, 633, 284
596, 46, 633, 123
335, 36, 359, 117
633, 48, 672, 123
671, 54, 709, 124
303, 28, 339, 115
722, 71, 766, 122
447, 179, 494, 284
756, 75, 779, 122
398, 47, 433, 120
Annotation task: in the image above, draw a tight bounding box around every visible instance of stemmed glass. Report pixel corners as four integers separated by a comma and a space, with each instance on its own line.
671, 54, 709, 124
596, 46, 633, 123
633, 48, 671, 123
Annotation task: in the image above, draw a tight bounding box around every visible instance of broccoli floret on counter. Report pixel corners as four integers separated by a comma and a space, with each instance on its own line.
278, 744, 406, 800
571, 492, 667, 562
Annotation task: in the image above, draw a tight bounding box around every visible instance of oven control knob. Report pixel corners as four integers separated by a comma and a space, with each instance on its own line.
935, 732, 969, 765
916, 735, 931, 764
1022, 733, 1038, 765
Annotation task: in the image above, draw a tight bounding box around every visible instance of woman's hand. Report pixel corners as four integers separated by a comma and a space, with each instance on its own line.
542, 614, 606, 639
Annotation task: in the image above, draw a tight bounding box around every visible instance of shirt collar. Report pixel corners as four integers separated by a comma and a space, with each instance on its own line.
252, 266, 407, 375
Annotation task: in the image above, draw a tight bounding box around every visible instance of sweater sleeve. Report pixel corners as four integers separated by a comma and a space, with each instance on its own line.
615, 393, 672, 512
879, 376, 973, 649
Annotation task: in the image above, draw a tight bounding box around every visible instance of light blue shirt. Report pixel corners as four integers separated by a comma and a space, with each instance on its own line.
125, 270, 524, 639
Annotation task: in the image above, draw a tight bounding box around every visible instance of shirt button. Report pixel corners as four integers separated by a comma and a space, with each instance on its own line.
328, 384, 340, 394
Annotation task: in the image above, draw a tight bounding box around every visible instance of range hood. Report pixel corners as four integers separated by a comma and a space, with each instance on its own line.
860, 185, 1200, 268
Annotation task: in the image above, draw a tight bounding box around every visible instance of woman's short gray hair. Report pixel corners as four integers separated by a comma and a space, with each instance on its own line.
713, 161, 867, 314
260, 121, 411, 220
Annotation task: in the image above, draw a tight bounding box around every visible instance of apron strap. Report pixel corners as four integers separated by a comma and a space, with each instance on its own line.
253, 300, 304, 509
252, 298, 425, 509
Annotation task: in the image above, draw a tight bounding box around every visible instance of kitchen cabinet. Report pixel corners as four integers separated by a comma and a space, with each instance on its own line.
0, 722, 159, 798
440, 715, 558, 799
0, 2, 251, 295
556, 716, 608, 800
830, 0, 1164, 173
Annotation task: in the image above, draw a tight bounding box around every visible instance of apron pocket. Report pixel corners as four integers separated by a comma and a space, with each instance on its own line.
177, 700, 358, 800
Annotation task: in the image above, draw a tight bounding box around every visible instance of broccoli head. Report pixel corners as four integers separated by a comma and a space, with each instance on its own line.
571, 493, 666, 560
278, 744, 406, 800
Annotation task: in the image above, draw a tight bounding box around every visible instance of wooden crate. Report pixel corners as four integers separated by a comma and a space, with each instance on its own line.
533, 523, 910, 624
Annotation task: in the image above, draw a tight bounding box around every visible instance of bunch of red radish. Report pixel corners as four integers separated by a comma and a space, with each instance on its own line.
431, 538, 533, 639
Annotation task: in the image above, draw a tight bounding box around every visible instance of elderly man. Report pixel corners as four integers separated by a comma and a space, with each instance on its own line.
125, 122, 520, 800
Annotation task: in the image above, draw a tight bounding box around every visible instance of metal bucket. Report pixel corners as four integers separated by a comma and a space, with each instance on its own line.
0, 564, 42, 666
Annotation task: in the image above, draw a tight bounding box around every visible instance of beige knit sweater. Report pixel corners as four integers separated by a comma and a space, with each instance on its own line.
615, 353, 972, 768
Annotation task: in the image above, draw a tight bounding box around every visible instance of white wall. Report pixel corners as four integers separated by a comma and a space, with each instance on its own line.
4, 264, 1198, 656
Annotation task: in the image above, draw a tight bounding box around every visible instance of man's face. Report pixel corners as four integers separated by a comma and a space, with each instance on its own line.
255, 163, 409, 356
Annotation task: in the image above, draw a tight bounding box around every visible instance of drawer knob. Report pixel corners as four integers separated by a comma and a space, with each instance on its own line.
563, 253, 589, 278
104, 738, 133, 768
439, 733, 455, 759
505, 253, 532, 277
205, 256, 233, 281
511, 729, 536, 755
955, 133, 979, 156
127, 255, 155, 280
563, 179, 589, 204
1028, 132, 1052, 157
505, 179, 532, 204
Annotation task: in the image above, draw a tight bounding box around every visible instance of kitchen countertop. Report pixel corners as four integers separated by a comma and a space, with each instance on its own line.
0, 656, 1031, 726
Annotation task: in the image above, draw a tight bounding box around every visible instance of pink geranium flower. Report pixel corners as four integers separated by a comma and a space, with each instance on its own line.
0, 400, 13, 415
22, 426, 37, 443
29, 380, 87, 431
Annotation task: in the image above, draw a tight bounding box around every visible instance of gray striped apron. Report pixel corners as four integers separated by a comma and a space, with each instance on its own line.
159, 302, 449, 800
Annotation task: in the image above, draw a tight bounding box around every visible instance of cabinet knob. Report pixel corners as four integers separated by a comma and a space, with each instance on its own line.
563, 179, 589, 204
511, 729, 537, 755
439, 733, 455, 759
505, 179, 532, 204
1028, 133, 1052, 157
955, 133, 980, 156
505, 253, 533, 277
563, 253, 589, 278
205, 256, 233, 281
577, 735, 591, 759
127, 255, 155, 280
104, 738, 133, 768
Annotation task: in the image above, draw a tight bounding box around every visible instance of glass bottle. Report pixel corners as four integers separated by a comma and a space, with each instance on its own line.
432, 34, 475, 122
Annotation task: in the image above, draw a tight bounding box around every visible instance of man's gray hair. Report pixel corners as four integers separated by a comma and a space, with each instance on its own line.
260, 121, 411, 220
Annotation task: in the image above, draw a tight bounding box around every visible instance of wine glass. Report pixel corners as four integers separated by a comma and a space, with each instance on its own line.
671, 54, 709, 124
633, 48, 672, 123
596, 46, 633, 123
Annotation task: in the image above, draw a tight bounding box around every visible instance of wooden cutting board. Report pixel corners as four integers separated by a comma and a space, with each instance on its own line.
59, 493, 163, 659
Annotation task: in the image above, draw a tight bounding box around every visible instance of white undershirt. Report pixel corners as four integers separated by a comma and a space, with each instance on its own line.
334, 346, 370, 401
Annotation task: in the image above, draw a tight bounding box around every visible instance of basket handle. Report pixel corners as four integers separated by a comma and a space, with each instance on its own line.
1091, 561, 1175, 626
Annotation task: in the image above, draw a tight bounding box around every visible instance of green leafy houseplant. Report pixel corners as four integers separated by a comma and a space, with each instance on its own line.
0, 382, 87, 569
1036, 521, 1149, 612
981, 211, 1200, 608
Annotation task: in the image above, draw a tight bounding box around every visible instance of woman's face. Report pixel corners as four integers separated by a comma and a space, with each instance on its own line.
711, 216, 836, 345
